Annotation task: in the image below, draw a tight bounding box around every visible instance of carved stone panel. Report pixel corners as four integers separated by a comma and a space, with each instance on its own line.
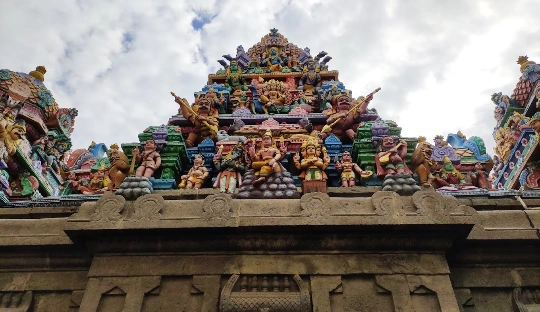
220, 274, 311, 312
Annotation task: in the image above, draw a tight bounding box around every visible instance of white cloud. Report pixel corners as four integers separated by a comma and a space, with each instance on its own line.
1, 0, 539, 157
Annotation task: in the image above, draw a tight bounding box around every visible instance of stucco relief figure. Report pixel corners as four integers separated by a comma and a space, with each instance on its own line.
213, 143, 247, 193
375, 136, 411, 179
335, 151, 373, 187
248, 129, 282, 184
172, 92, 219, 147
132, 139, 161, 178
179, 154, 209, 189
0, 118, 26, 161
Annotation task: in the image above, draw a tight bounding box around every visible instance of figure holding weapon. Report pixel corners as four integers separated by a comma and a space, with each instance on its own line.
321, 87, 381, 141
171, 91, 219, 147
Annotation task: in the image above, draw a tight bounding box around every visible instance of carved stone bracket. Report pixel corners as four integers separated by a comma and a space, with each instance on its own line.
300, 192, 331, 218
131, 194, 164, 221
202, 193, 235, 220
89, 193, 126, 222
68, 192, 167, 223
371, 191, 401, 216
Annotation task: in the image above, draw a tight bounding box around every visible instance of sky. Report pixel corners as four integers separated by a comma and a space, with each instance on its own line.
1, 0, 539, 156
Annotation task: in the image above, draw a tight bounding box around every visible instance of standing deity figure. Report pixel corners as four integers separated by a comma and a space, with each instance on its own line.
335, 151, 373, 187
132, 139, 161, 178
375, 136, 411, 179
224, 59, 248, 93
179, 154, 209, 189
293, 137, 330, 193
172, 92, 219, 147
298, 57, 322, 93
248, 129, 282, 184
213, 143, 247, 193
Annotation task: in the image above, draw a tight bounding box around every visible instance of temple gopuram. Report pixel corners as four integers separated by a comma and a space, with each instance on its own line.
0, 29, 538, 312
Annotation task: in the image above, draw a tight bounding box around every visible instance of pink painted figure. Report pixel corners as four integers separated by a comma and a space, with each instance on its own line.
132, 139, 161, 178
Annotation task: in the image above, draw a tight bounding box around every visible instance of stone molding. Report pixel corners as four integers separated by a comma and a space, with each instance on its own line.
65, 189, 478, 232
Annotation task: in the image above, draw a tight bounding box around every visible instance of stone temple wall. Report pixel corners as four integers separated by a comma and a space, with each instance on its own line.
0, 188, 539, 311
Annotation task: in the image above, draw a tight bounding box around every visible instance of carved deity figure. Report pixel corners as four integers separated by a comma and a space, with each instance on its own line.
298, 57, 322, 93
173, 92, 219, 147
293, 137, 330, 182
262, 47, 285, 72
335, 151, 373, 187
248, 129, 282, 184
410, 137, 435, 187
224, 59, 248, 93
179, 154, 209, 189
85, 165, 111, 194
132, 139, 161, 178
470, 162, 491, 189
258, 79, 291, 114
213, 143, 247, 193
323, 93, 372, 141
375, 136, 411, 179
432, 156, 467, 188
107, 144, 130, 189
0, 118, 26, 161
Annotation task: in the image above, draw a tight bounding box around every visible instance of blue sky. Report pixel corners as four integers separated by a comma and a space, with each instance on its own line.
1, 0, 539, 156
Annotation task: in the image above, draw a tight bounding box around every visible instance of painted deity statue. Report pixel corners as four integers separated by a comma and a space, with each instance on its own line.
432, 156, 467, 189
293, 137, 330, 182
335, 151, 373, 187
298, 57, 322, 93
322, 93, 373, 142
224, 59, 248, 93
213, 142, 247, 193
259, 80, 288, 114
261, 47, 286, 72
470, 162, 491, 189
132, 139, 161, 178
173, 92, 219, 147
375, 136, 411, 179
179, 154, 209, 189
87, 165, 112, 194
0, 118, 26, 161
410, 137, 435, 187
107, 144, 130, 189
248, 129, 283, 184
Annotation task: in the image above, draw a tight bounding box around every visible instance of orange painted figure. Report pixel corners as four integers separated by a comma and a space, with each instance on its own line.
248, 129, 282, 184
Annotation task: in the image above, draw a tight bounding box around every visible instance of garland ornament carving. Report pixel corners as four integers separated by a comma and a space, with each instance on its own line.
412, 189, 445, 216
371, 191, 401, 216
300, 192, 331, 217
90, 192, 126, 221
202, 193, 234, 219
131, 194, 164, 221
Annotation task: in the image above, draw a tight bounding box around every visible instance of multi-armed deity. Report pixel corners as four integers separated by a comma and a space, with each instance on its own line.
0, 29, 510, 206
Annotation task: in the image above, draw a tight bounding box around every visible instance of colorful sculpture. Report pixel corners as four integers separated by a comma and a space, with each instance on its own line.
322, 88, 379, 142
375, 136, 411, 179
224, 59, 248, 93
132, 139, 161, 178
335, 151, 373, 187
172, 92, 219, 147
213, 143, 247, 193
106, 144, 130, 190
179, 154, 209, 189
293, 137, 330, 193
248, 129, 283, 184
410, 137, 435, 187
